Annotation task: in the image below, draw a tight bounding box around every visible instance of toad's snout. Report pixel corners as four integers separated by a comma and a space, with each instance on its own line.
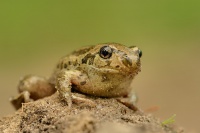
122, 49, 142, 68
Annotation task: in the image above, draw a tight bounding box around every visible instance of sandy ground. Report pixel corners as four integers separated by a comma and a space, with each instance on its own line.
0, 92, 185, 133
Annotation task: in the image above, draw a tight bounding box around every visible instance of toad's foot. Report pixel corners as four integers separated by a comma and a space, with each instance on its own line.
116, 93, 143, 113
10, 75, 56, 110
72, 94, 96, 107
10, 91, 33, 110
57, 91, 96, 108
117, 97, 138, 111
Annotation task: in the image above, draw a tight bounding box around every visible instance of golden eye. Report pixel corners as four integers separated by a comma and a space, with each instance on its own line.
99, 46, 113, 59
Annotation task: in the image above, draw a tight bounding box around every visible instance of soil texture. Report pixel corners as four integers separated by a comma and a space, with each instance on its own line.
0, 92, 185, 133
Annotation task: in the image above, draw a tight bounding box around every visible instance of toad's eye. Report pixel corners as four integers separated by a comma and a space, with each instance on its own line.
99, 46, 113, 59
138, 49, 142, 58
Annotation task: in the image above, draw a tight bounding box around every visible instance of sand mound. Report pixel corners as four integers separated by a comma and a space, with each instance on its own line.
0, 92, 184, 133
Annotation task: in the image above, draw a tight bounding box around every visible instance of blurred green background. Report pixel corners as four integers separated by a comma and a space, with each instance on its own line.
0, 0, 199, 132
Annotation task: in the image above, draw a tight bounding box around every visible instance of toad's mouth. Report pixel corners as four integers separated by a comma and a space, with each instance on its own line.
89, 64, 141, 75
89, 65, 120, 73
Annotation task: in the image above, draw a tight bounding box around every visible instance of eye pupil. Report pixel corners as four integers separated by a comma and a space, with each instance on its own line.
102, 50, 109, 56
99, 46, 112, 59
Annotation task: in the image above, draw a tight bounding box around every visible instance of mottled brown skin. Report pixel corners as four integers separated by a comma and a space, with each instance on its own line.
10, 43, 142, 110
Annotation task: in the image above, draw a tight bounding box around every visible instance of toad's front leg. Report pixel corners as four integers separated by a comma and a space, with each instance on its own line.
55, 70, 74, 107
55, 70, 94, 107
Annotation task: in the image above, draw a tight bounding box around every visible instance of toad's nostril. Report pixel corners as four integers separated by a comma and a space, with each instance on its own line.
122, 56, 132, 67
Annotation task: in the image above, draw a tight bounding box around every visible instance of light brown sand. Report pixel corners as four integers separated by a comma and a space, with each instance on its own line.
0, 92, 185, 133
